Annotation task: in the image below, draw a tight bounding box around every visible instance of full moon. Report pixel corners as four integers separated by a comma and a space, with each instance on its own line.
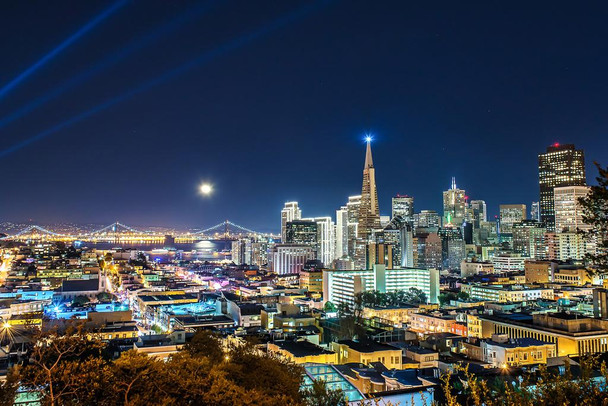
200, 183, 213, 195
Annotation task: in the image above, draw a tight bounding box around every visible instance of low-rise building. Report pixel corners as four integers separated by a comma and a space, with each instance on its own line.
331, 340, 402, 369
323, 265, 439, 307
409, 312, 457, 335
461, 283, 554, 302
460, 261, 493, 277
478, 312, 608, 357
268, 340, 337, 364
299, 270, 323, 294
362, 304, 419, 328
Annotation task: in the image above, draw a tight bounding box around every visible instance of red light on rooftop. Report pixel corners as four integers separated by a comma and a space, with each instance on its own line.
553, 142, 560, 147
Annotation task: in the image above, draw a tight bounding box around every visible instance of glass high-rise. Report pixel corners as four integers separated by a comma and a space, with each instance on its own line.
281, 202, 302, 241
391, 195, 414, 223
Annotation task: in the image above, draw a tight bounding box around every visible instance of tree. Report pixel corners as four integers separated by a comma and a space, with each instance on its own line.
579, 162, 608, 275
438, 357, 608, 406
221, 340, 304, 403
0, 368, 19, 406
19, 326, 108, 406
405, 287, 427, 304
110, 350, 166, 406
12, 329, 310, 406
183, 329, 224, 364
439, 292, 457, 306
96, 292, 116, 303
323, 301, 337, 312
457, 291, 470, 301
71, 295, 90, 307
301, 379, 346, 406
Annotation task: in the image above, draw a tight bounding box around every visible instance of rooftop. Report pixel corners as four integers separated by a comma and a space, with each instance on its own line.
272, 340, 335, 358
59, 278, 99, 292
337, 339, 399, 353
485, 337, 552, 348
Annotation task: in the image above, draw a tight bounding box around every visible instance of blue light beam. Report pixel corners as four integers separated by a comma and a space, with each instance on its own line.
0, 0, 129, 101
0, 0, 332, 158
0, 0, 220, 130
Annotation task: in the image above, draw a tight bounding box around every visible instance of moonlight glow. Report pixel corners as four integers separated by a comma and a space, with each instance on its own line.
200, 183, 213, 195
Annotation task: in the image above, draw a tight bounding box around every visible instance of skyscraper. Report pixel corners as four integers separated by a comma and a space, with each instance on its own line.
512, 220, 547, 259
391, 195, 414, 223
313, 216, 335, 267
469, 200, 487, 228
438, 226, 465, 270
538, 143, 586, 231
499, 204, 527, 234
335, 206, 348, 259
414, 210, 441, 229
281, 202, 301, 242
346, 195, 361, 260
530, 201, 541, 222
553, 185, 590, 233
285, 220, 317, 246
442, 177, 466, 226
355, 139, 380, 268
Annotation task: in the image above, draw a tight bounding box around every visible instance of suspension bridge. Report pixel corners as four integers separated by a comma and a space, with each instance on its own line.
0, 220, 275, 243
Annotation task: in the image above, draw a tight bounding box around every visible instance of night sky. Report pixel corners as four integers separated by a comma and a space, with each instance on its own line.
2, 1, 607, 232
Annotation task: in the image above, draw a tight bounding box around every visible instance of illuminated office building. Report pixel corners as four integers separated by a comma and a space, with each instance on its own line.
414, 210, 440, 230
346, 195, 361, 260
554, 185, 590, 233
499, 204, 527, 234
512, 220, 547, 259
391, 195, 414, 224
355, 139, 380, 268
538, 144, 586, 231
438, 226, 465, 270
469, 200, 487, 228
335, 206, 349, 259
286, 220, 317, 246
442, 178, 466, 226
281, 202, 302, 242
270, 244, 316, 275
313, 217, 335, 267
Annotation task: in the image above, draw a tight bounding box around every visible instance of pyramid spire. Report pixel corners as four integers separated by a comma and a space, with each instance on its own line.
364, 137, 374, 168
356, 137, 380, 269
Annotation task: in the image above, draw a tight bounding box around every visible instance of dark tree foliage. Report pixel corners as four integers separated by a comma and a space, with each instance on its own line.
439, 357, 608, 406
357, 288, 428, 307
6, 328, 341, 406
71, 295, 90, 307
301, 379, 346, 406
579, 162, 608, 275
182, 329, 224, 364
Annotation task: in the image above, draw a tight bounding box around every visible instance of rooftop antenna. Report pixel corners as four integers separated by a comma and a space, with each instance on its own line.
451, 177, 457, 190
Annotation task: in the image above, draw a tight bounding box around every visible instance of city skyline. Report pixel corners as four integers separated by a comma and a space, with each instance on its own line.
0, 139, 602, 233
2, 1, 608, 230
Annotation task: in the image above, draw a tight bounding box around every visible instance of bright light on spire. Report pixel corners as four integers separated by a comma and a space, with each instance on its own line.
365, 135, 372, 143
